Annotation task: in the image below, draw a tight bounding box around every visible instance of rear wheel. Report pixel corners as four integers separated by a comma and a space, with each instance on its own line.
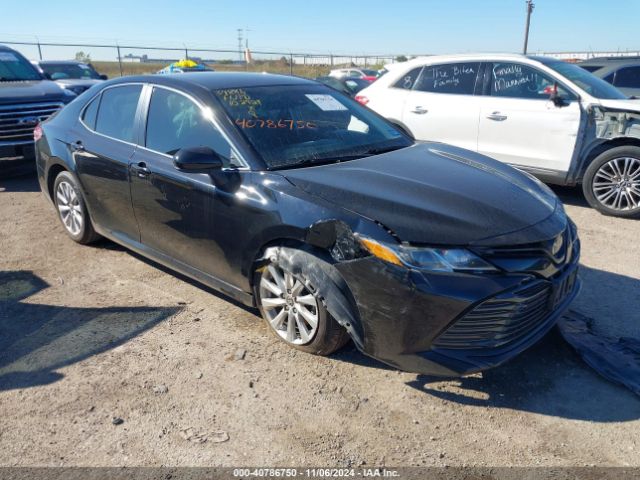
255, 253, 350, 355
582, 146, 640, 218
53, 171, 100, 244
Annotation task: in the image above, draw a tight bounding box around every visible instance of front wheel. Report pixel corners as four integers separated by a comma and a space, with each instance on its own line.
254, 253, 350, 355
582, 146, 640, 218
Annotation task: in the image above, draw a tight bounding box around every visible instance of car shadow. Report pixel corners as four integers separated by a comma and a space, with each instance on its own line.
0, 270, 181, 392
405, 264, 640, 422
0, 173, 40, 193
332, 265, 640, 422
407, 328, 640, 422
108, 236, 640, 424
549, 185, 591, 209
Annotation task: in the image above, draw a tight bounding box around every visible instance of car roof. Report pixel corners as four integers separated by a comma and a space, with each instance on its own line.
109, 72, 315, 90
579, 57, 640, 67
385, 53, 559, 70
37, 60, 86, 65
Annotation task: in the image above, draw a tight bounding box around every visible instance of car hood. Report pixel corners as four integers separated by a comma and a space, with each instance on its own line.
282, 143, 563, 246
55, 78, 102, 88
595, 98, 640, 113
0, 80, 67, 105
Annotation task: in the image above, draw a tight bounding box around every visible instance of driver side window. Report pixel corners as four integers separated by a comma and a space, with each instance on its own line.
145, 87, 238, 166
490, 63, 573, 100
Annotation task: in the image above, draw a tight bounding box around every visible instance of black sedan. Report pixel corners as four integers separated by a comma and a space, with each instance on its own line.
35, 73, 580, 376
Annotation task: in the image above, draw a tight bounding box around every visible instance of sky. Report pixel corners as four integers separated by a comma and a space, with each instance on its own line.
1, 0, 639, 61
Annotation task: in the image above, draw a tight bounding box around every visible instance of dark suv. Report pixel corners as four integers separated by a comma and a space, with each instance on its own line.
0, 45, 76, 176
579, 57, 640, 98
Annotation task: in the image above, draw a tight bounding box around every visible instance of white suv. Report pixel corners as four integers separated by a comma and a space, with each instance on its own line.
357, 54, 640, 218
329, 68, 379, 81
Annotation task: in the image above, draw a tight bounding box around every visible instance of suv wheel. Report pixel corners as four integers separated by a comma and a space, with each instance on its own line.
53, 171, 100, 244
254, 253, 350, 355
583, 146, 640, 218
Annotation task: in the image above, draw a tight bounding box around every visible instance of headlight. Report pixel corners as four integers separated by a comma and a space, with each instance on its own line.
358, 237, 497, 273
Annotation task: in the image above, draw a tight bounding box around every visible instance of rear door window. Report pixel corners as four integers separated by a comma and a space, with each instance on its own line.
613, 66, 640, 88
414, 62, 480, 95
95, 85, 142, 143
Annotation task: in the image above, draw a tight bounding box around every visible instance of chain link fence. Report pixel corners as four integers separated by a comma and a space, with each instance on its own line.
0, 40, 401, 79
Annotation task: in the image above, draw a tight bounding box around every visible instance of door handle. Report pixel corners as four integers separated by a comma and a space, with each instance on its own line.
71, 141, 85, 152
486, 112, 508, 121
130, 161, 151, 178
410, 106, 428, 114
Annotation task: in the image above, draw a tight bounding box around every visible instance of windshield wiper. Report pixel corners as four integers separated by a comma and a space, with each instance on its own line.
277, 145, 408, 170
360, 145, 406, 156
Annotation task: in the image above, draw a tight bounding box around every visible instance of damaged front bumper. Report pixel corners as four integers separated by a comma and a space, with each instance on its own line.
335, 253, 580, 377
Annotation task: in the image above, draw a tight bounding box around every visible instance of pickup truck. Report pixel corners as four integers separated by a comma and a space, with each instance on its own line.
1, 44, 76, 176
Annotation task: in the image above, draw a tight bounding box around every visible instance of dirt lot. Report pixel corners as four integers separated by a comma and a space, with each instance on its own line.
0, 175, 639, 467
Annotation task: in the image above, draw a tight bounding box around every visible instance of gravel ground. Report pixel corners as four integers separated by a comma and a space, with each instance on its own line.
0, 176, 639, 467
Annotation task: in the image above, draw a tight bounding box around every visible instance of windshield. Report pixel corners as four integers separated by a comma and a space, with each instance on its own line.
215, 85, 412, 169
543, 60, 627, 99
40, 63, 100, 80
579, 65, 603, 73
0, 50, 42, 81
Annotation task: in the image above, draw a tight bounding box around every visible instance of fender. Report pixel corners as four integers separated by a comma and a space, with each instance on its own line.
573, 104, 640, 183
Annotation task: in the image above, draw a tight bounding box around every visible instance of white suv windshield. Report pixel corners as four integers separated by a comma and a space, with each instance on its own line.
543, 60, 627, 99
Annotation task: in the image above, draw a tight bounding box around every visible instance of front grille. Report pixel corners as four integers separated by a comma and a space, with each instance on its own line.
472, 224, 579, 279
433, 281, 552, 350
0, 102, 63, 142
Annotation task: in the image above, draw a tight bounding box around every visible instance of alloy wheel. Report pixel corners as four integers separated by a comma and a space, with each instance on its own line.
259, 264, 319, 345
592, 157, 640, 211
56, 180, 84, 236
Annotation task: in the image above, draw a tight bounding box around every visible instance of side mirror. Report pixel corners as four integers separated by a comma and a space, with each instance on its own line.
43, 72, 53, 80
99, 74, 108, 80
547, 82, 568, 108
173, 146, 224, 171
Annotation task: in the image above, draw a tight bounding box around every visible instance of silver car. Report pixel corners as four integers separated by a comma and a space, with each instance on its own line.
32, 60, 107, 96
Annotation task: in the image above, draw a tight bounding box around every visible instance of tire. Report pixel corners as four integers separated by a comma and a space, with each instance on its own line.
582, 146, 640, 218
53, 171, 101, 244
254, 253, 350, 356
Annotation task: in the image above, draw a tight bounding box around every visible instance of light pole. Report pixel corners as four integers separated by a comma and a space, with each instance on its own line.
523, 0, 535, 55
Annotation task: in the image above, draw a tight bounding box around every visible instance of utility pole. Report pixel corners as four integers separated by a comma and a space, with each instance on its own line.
523, 0, 535, 55
237, 28, 243, 62
245, 27, 251, 50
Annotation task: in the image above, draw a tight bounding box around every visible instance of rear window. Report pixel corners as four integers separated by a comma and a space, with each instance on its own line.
392, 67, 422, 90
82, 94, 100, 130
214, 84, 412, 169
614, 66, 640, 88
95, 85, 142, 143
